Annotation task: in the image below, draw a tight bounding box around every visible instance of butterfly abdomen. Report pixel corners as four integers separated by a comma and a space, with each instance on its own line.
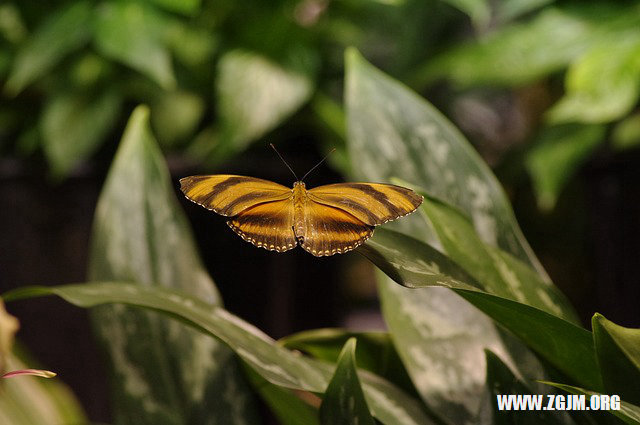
292, 182, 306, 243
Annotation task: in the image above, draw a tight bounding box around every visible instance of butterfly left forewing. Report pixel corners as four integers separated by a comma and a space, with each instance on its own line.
307, 182, 423, 226
298, 200, 373, 257
180, 175, 292, 216
228, 198, 297, 252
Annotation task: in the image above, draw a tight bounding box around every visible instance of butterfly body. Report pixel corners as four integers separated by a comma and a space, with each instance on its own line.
180, 175, 422, 256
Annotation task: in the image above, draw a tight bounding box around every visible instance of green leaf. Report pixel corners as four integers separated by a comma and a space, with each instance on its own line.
244, 367, 320, 425
547, 35, 640, 124
4, 1, 93, 95
592, 314, 640, 406
414, 7, 599, 88
320, 339, 376, 425
542, 382, 640, 425
40, 90, 121, 179
94, 2, 176, 89
376, 274, 510, 425
358, 228, 601, 391
146, 0, 201, 15
494, 0, 554, 23
212, 48, 315, 161
0, 351, 87, 425
88, 106, 258, 425
440, 0, 491, 29
346, 48, 549, 423
421, 197, 579, 322
526, 124, 605, 211
346, 47, 543, 273
485, 350, 567, 425
281, 328, 417, 397
612, 113, 640, 151
4, 283, 437, 425
150, 90, 205, 147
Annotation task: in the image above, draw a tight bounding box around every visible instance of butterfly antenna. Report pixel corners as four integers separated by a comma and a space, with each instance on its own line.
300, 148, 336, 182
270, 143, 299, 181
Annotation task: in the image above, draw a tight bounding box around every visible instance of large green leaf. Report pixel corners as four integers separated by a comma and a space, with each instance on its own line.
94, 2, 176, 89
346, 47, 542, 272
358, 228, 601, 391
485, 350, 568, 425
87, 106, 257, 424
4, 1, 93, 95
547, 30, 640, 124
421, 198, 579, 322
592, 314, 640, 406
345, 48, 548, 424
4, 283, 437, 425
376, 275, 512, 425
41, 90, 121, 179
320, 339, 376, 425
212, 48, 316, 161
542, 382, 640, 425
525, 124, 606, 211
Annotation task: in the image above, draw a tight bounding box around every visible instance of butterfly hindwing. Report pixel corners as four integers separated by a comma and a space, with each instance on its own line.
228, 198, 297, 252
180, 175, 292, 216
307, 183, 423, 226
297, 199, 373, 257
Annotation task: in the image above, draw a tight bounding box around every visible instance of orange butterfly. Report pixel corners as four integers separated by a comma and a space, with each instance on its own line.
180, 149, 423, 256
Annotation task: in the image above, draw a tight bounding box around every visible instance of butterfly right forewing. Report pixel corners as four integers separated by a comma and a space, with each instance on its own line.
307, 182, 423, 226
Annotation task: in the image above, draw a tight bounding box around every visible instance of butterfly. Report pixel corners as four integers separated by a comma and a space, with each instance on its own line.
180, 148, 423, 256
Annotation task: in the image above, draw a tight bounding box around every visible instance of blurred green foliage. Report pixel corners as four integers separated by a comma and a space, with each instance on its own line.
2, 0, 639, 206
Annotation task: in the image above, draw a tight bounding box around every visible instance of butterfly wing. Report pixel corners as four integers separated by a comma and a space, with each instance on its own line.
307, 182, 423, 226
228, 198, 297, 252
180, 175, 292, 216
298, 200, 373, 257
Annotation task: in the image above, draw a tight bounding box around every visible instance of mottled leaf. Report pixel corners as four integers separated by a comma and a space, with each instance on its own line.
359, 228, 601, 391
592, 314, 640, 406
4, 283, 437, 425
542, 382, 640, 425
87, 106, 257, 425
346, 47, 548, 425
346, 47, 543, 272
4, 1, 92, 95
320, 338, 375, 425
421, 197, 579, 322
485, 350, 568, 425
